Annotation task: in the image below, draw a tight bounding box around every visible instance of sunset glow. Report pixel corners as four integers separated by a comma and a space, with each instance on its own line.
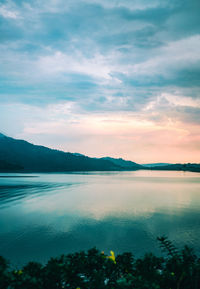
0, 0, 200, 163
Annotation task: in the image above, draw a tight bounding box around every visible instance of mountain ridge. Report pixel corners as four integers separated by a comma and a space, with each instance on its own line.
101, 157, 143, 169
0, 134, 142, 172
0, 134, 199, 173
143, 163, 171, 167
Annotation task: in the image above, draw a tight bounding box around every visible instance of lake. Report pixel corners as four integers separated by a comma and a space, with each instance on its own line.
0, 170, 200, 266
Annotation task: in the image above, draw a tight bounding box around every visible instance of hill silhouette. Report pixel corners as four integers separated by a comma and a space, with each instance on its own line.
0, 134, 142, 172
0, 134, 199, 173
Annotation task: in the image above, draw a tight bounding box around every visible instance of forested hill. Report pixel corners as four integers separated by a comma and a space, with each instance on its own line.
0, 134, 199, 173
101, 157, 143, 170
0, 134, 118, 172
0, 134, 143, 172
150, 163, 200, 173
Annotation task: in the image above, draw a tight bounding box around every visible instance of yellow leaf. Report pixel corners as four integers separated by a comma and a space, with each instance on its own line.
18, 270, 23, 275
107, 251, 116, 264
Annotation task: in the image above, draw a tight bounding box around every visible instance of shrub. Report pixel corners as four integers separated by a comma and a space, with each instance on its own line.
0, 237, 199, 289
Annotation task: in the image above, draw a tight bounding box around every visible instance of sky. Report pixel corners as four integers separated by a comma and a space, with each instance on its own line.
0, 0, 200, 163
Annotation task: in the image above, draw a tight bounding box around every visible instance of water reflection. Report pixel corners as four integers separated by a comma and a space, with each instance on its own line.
0, 171, 199, 265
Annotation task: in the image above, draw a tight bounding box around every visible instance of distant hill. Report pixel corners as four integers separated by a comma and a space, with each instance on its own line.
72, 153, 85, 157
143, 163, 171, 167
102, 157, 144, 170
0, 133, 7, 138
150, 163, 200, 173
0, 134, 142, 172
0, 159, 23, 171
0, 133, 199, 173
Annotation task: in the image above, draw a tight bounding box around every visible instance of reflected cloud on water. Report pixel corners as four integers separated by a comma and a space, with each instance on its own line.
0, 171, 200, 265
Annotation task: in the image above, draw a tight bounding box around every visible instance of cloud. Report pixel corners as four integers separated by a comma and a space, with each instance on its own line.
1, 99, 199, 163
37, 51, 113, 80
0, 2, 20, 19
0, 0, 200, 161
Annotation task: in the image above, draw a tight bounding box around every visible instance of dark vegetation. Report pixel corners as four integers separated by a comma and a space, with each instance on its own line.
0, 134, 121, 172
143, 163, 171, 167
150, 163, 200, 173
101, 157, 143, 170
0, 159, 23, 171
0, 133, 199, 173
0, 237, 199, 289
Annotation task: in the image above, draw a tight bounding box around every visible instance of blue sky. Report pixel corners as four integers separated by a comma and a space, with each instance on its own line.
0, 0, 200, 162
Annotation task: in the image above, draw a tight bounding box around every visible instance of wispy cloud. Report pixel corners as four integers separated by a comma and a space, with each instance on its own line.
0, 2, 20, 19
0, 0, 200, 162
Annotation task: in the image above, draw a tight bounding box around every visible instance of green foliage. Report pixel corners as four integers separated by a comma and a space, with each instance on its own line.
0, 237, 200, 289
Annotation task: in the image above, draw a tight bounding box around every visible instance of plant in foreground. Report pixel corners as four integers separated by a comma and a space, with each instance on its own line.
0, 237, 199, 289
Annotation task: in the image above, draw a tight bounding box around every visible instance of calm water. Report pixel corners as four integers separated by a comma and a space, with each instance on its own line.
0, 170, 200, 266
